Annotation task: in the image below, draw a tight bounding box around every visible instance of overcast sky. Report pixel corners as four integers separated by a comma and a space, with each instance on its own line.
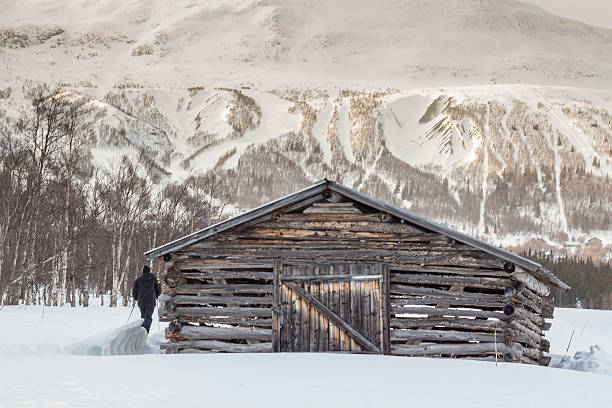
519, 0, 612, 29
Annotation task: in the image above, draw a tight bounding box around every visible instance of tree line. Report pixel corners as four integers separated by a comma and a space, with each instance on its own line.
1, 86, 610, 310
522, 250, 612, 310
0, 86, 228, 307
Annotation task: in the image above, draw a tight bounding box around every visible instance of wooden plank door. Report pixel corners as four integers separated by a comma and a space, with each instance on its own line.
272, 262, 390, 354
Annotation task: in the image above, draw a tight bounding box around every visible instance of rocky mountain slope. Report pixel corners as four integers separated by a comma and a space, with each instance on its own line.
1, 0, 611, 260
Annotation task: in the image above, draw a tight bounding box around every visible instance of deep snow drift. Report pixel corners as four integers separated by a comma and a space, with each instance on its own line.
0, 301, 168, 357
65, 320, 154, 356
553, 345, 612, 375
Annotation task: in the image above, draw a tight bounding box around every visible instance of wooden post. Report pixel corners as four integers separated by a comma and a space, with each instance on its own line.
494, 327, 498, 367
272, 260, 282, 352
381, 263, 390, 354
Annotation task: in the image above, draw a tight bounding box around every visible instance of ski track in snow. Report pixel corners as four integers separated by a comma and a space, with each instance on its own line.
530, 87, 601, 175
336, 100, 355, 163
530, 89, 569, 233
588, 110, 612, 175
517, 127, 545, 192
478, 103, 490, 236
500, 102, 519, 163
311, 103, 334, 164
551, 138, 570, 234
487, 104, 507, 175
489, 134, 507, 176
364, 146, 387, 192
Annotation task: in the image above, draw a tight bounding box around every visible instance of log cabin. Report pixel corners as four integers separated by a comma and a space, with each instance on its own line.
145, 179, 569, 365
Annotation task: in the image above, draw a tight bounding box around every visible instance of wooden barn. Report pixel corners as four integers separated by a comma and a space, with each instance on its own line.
145, 179, 569, 365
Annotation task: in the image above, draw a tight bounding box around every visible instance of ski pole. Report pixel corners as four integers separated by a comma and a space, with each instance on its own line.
156, 299, 161, 332
127, 302, 136, 322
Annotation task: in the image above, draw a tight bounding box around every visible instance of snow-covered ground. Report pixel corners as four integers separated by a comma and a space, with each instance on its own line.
1, 0, 612, 403
1, 304, 611, 407
548, 308, 612, 355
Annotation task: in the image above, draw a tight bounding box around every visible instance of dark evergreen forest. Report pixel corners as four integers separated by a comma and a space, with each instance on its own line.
522, 251, 612, 310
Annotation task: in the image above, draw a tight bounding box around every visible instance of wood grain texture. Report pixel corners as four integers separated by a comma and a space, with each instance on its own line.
157, 202, 552, 365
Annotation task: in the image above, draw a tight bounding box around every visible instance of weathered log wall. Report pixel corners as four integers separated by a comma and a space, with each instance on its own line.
388, 263, 553, 365
160, 261, 274, 354
159, 200, 554, 364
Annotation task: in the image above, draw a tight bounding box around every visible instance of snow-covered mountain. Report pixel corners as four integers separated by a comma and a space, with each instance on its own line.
1, 0, 611, 259
2, 0, 612, 89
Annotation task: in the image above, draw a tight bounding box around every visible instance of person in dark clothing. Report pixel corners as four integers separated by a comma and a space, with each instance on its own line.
132, 265, 162, 333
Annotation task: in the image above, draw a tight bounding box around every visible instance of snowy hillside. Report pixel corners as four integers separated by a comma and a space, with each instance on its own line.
1, 0, 612, 89
1, 304, 612, 407
2, 83, 610, 259
1, 0, 611, 259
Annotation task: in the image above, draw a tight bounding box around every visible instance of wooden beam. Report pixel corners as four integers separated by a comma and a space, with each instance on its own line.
391, 306, 507, 320
391, 317, 502, 332
171, 306, 272, 318
162, 340, 272, 353
180, 271, 274, 280
391, 265, 509, 277
312, 202, 356, 207
390, 284, 505, 301
391, 342, 521, 357
173, 284, 272, 295
390, 296, 506, 309
390, 328, 503, 343
168, 316, 272, 328
304, 205, 362, 214
170, 295, 272, 307
511, 270, 550, 296
255, 218, 430, 233
167, 325, 272, 341
282, 274, 382, 282
390, 274, 509, 290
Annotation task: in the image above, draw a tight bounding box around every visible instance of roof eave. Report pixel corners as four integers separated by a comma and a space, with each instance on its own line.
144, 179, 570, 291
327, 181, 570, 290
144, 179, 329, 260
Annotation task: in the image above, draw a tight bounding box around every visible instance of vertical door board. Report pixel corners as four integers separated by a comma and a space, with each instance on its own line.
273, 262, 390, 354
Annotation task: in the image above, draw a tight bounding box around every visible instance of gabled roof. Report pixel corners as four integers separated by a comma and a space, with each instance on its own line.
145, 179, 569, 290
